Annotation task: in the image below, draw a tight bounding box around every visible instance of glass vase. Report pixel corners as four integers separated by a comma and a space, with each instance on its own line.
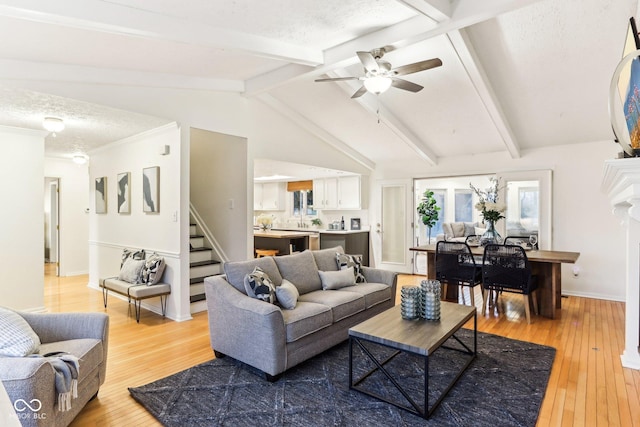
480, 220, 503, 246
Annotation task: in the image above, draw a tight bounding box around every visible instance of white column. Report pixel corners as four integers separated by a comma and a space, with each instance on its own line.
602, 159, 640, 370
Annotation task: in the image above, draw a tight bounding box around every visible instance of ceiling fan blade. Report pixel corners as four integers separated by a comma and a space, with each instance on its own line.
391, 58, 442, 76
391, 78, 424, 93
351, 86, 368, 99
356, 51, 379, 73
315, 76, 360, 83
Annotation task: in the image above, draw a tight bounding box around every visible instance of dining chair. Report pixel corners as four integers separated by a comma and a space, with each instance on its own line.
481, 244, 539, 323
435, 241, 483, 308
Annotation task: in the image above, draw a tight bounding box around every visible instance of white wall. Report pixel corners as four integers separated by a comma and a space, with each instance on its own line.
190, 128, 249, 261
372, 140, 626, 301
0, 126, 46, 311
88, 123, 188, 320
44, 158, 90, 276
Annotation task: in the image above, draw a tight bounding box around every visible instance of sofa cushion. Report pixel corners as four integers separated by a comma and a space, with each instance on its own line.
475, 226, 487, 236
336, 253, 367, 283
118, 258, 145, 284
244, 267, 276, 304
464, 222, 475, 236
318, 267, 356, 290
338, 282, 392, 309
273, 251, 321, 295
280, 302, 332, 342
276, 279, 299, 310
0, 307, 41, 357
224, 257, 283, 293
312, 246, 344, 271
442, 223, 453, 238
38, 338, 103, 384
298, 289, 365, 322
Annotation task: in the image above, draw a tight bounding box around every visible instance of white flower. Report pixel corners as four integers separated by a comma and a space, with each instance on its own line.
483, 202, 506, 212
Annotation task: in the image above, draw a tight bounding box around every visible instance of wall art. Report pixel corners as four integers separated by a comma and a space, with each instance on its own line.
143, 166, 159, 213
95, 177, 107, 214
117, 172, 131, 214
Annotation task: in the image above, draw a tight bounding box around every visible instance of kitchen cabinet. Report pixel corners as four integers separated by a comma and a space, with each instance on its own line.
254, 182, 285, 211
313, 176, 360, 210
320, 231, 369, 266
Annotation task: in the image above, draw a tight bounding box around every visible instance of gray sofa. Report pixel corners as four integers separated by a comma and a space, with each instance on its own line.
0, 312, 109, 427
204, 246, 397, 380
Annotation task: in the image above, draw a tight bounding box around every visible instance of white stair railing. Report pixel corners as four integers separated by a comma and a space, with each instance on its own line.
189, 202, 229, 264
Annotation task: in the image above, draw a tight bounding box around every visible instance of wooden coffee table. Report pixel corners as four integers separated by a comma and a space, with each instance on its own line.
348, 302, 476, 419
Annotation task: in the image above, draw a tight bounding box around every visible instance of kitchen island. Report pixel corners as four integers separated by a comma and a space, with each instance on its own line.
253, 229, 316, 256
320, 230, 370, 266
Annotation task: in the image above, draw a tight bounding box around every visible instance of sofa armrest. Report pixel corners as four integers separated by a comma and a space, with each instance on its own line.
204, 275, 287, 376
361, 267, 398, 305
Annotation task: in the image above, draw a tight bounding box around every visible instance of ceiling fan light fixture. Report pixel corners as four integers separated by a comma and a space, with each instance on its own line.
43, 117, 65, 133
363, 76, 392, 94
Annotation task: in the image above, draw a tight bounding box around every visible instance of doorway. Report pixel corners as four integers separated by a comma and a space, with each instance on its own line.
45, 177, 60, 276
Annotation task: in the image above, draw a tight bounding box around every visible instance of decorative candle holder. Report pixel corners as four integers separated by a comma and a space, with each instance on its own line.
400, 285, 420, 320
419, 279, 441, 321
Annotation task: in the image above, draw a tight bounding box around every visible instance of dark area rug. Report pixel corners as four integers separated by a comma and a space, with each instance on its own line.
129, 329, 555, 426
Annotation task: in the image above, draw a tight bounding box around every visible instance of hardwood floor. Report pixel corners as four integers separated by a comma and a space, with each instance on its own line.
42, 265, 640, 426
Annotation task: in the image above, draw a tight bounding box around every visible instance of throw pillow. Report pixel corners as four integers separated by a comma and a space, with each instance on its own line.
143, 253, 166, 285
118, 258, 146, 284
0, 306, 41, 357
121, 248, 145, 268
475, 226, 487, 236
319, 267, 356, 290
336, 253, 367, 283
244, 267, 276, 304
451, 222, 465, 237
275, 279, 299, 310
464, 222, 475, 236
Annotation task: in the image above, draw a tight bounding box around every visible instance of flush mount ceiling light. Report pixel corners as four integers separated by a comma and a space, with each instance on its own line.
72, 153, 88, 165
43, 117, 65, 135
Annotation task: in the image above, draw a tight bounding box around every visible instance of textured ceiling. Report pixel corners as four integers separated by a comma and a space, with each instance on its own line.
0, 86, 171, 158
0, 0, 637, 172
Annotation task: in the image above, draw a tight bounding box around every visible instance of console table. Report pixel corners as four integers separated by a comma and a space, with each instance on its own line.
410, 244, 580, 319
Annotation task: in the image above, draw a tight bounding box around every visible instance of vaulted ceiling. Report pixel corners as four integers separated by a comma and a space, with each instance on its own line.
0, 0, 636, 169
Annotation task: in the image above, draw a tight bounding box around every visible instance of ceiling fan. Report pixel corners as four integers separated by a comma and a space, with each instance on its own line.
315, 47, 442, 98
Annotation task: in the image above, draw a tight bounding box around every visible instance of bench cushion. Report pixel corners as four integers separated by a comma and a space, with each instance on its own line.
101, 278, 170, 299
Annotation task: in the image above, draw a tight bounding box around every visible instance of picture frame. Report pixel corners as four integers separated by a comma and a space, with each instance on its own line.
95, 177, 107, 214
117, 172, 131, 214
350, 218, 361, 230
143, 166, 159, 213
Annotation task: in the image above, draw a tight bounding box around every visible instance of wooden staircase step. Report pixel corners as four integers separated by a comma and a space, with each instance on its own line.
190, 294, 206, 303
190, 260, 220, 268
189, 246, 212, 252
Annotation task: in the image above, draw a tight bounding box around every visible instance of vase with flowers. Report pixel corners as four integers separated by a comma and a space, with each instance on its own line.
470, 177, 506, 246
256, 214, 273, 231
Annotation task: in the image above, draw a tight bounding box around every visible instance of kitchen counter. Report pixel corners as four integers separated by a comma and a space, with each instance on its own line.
254, 229, 316, 238
318, 229, 369, 235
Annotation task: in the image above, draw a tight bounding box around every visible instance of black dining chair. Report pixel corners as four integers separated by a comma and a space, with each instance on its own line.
481, 244, 539, 323
435, 241, 483, 308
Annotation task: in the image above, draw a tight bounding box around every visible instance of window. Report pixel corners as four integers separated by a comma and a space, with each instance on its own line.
454, 189, 473, 222
292, 190, 316, 216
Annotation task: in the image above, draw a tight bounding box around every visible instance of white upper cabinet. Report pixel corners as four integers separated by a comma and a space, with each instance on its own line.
313, 176, 360, 210
254, 182, 285, 211
338, 175, 361, 209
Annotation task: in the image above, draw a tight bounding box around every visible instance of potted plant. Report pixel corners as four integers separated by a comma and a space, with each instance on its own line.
311, 218, 322, 228
417, 190, 440, 244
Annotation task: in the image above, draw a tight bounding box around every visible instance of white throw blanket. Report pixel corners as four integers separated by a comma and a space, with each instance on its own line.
30, 352, 80, 412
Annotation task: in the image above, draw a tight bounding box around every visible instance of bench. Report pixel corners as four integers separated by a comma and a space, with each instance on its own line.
99, 277, 171, 323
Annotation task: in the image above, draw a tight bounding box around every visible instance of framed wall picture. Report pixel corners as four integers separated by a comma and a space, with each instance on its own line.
117, 172, 131, 214
350, 218, 361, 230
143, 166, 159, 213
95, 177, 107, 214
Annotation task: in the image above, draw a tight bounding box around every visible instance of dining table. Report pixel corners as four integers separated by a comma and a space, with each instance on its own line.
409, 244, 580, 319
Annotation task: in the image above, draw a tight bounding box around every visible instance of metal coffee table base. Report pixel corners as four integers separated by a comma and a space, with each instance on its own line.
349, 316, 477, 419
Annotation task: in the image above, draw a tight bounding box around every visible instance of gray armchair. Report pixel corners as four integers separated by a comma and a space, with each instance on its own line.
0, 312, 109, 427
